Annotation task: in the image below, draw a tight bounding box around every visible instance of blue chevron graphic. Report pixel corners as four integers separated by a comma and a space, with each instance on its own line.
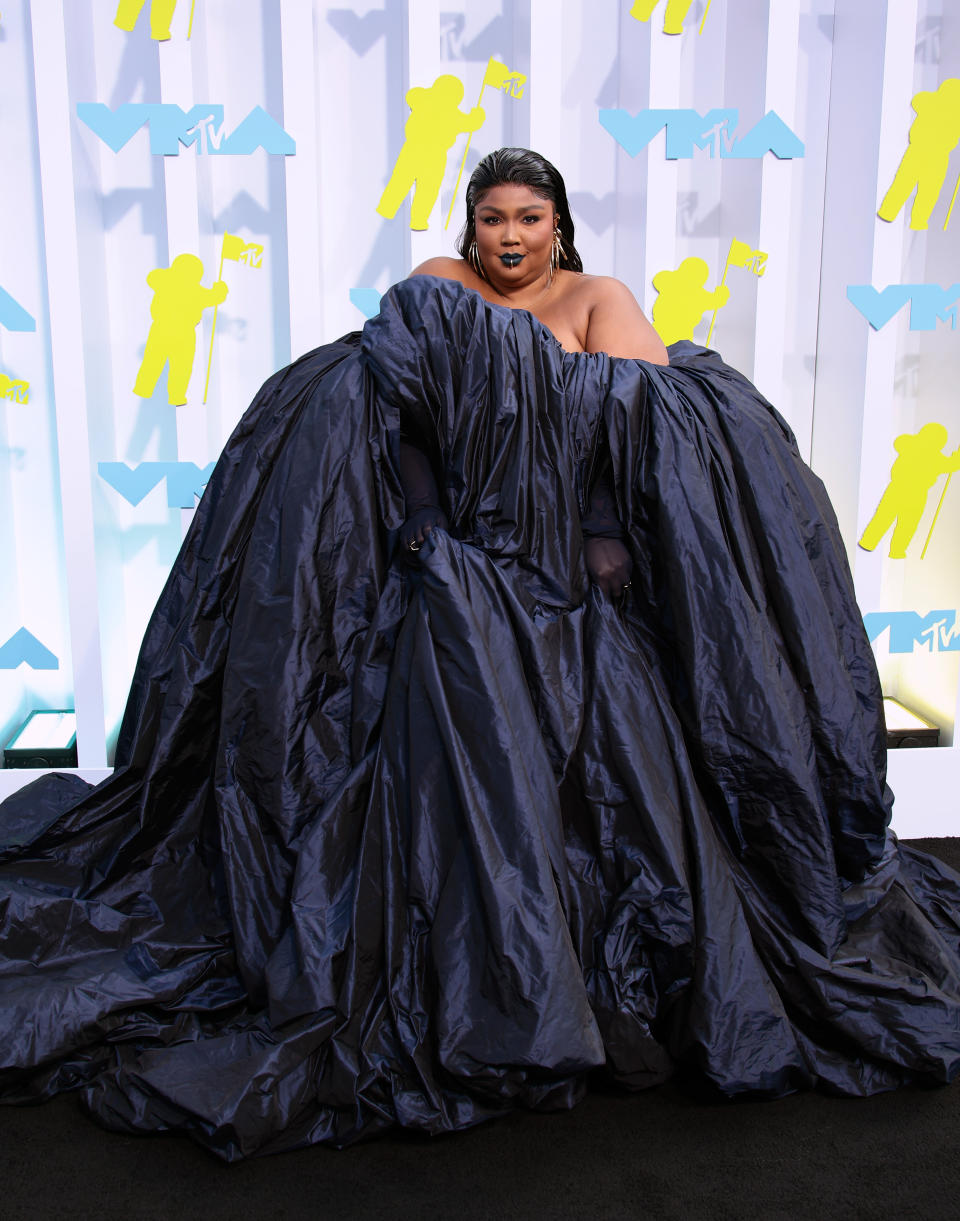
0, 628, 59, 670
349, 289, 383, 319
0, 286, 36, 332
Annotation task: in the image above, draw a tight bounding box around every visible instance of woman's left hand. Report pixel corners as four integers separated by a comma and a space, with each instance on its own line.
584, 536, 633, 599
401, 505, 448, 552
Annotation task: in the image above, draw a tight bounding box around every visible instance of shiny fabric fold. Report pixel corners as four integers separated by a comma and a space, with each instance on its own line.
1, 276, 959, 1160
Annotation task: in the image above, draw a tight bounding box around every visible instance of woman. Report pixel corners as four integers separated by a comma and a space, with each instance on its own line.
414, 150, 667, 362
1, 148, 959, 1161
401, 147, 666, 598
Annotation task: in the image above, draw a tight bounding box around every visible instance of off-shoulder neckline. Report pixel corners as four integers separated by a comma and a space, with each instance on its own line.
400, 274, 587, 357
396, 274, 677, 367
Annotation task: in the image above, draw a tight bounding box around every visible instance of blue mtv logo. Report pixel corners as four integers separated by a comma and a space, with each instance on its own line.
0, 628, 58, 670
863, 610, 960, 653
98, 461, 216, 508
598, 108, 804, 159
847, 284, 960, 331
76, 104, 295, 155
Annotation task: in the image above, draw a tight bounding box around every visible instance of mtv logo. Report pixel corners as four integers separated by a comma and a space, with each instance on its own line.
863, 610, 960, 653
76, 103, 296, 156
598, 108, 804, 159
0, 375, 30, 403
847, 284, 960, 331
98, 461, 216, 508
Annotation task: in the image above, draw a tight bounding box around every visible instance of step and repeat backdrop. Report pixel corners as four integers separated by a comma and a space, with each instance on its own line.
1, 0, 958, 829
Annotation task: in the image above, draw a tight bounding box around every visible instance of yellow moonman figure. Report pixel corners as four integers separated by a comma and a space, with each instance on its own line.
133, 254, 227, 407
629, 0, 695, 35
859, 423, 960, 558
651, 257, 730, 345
377, 75, 485, 231
113, 0, 177, 40
878, 78, 960, 229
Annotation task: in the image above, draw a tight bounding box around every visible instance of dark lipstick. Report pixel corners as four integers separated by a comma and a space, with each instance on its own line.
499, 253, 524, 267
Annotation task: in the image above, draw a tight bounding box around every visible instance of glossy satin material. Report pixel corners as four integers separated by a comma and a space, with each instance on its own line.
2, 277, 959, 1160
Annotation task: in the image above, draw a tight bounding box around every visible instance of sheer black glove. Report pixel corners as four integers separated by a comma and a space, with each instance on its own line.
582, 452, 631, 597
398, 436, 448, 552
580, 471, 623, 540
401, 505, 449, 551
584, 536, 633, 598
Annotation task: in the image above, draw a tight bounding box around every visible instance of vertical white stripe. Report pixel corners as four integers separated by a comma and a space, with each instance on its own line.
1, 0, 56, 678
281, 2, 323, 360
853, 0, 917, 611
30, 2, 107, 768
407, 0, 442, 265
528, 0, 564, 168
87, 13, 151, 726
954, 656, 960, 755
158, 14, 206, 514
752, 0, 800, 415
642, 32, 681, 315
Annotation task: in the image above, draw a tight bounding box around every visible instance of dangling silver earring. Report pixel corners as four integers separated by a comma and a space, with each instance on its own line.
469, 238, 487, 281
550, 225, 563, 279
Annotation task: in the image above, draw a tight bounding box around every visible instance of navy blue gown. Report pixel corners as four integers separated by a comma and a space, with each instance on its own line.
1, 277, 959, 1160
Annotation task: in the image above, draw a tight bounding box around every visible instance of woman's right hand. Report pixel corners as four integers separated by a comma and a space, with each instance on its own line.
401, 506, 448, 551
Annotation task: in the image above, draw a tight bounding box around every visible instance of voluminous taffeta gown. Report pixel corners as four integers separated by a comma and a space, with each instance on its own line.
2, 277, 960, 1160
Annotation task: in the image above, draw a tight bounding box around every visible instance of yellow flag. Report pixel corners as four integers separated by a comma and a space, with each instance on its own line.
202, 234, 263, 404
0, 374, 30, 403
221, 232, 264, 268
482, 57, 526, 99
727, 237, 767, 275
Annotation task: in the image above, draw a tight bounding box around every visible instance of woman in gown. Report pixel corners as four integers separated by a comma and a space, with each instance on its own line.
1, 148, 959, 1162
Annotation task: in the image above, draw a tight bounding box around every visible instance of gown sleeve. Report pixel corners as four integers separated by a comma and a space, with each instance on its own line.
580, 444, 624, 539
398, 434, 443, 514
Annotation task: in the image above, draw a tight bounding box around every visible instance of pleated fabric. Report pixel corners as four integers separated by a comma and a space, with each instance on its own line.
1, 277, 958, 1160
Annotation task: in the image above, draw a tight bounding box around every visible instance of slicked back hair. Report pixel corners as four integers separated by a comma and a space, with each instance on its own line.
456, 147, 584, 273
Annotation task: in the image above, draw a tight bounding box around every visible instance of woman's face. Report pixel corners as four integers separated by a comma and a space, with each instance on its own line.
472, 183, 557, 289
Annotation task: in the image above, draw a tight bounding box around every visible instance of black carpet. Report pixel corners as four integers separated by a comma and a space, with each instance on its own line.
2, 837, 958, 1221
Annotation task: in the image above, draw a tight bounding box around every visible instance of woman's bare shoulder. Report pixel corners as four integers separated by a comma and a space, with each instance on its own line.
567, 273, 640, 307
409, 256, 471, 283
569, 274, 669, 364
